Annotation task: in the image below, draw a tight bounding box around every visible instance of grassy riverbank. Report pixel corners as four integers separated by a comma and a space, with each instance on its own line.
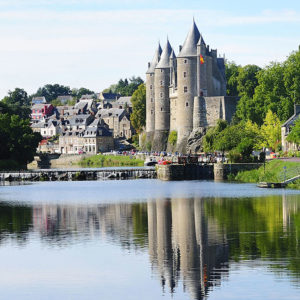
235, 160, 300, 189
79, 154, 144, 168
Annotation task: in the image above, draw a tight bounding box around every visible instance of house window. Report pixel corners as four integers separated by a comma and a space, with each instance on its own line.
183, 72, 187, 78
184, 86, 188, 93
186, 102, 189, 107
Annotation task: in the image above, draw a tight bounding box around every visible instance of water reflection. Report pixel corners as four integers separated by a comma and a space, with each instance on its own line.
0, 193, 299, 299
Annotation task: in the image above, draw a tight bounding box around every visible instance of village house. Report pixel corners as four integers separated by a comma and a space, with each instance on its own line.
281, 104, 300, 152
65, 115, 94, 131
31, 103, 54, 121
32, 119, 62, 138
74, 99, 97, 115
59, 130, 85, 154
82, 119, 114, 154
57, 95, 74, 104
32, 96, 46, 105
96, 108, 134, 139
111, 96, 132, 111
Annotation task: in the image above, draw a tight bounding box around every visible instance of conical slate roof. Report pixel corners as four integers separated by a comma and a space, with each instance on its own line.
155, 39, 173, 69
146, 43, 162, 74
178, 20, 200, 57
170, 49, 176, 60
197, 34, 206, 46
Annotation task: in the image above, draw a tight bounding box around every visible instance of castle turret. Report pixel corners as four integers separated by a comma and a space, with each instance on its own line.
152, 39, 173, 151
176, 20, 200, 152
146, 43, 162, 144
169, 49, 177, 132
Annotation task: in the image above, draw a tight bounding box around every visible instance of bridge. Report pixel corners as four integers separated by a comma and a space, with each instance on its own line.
0, 167, 156, 182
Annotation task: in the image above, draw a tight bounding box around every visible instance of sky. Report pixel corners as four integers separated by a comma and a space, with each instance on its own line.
0, 0, 300, 98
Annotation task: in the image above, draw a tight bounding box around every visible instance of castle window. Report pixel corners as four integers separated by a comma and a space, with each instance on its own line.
150, 85, 153, 90
160, 69, 163, 73
183, 72, 187, 78
160, 92, 163, 98
184, 59, 187, 64
151, 98, 153, 103
184, 86, 188, 93
160, 80, 163, 86
161, 107, 163, 111
150, 74, 153, 77
186, 102, 189, 107
151, 110, 153, 115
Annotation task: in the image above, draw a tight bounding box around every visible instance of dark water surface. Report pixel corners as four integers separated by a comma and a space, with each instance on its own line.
0, 180, 299, 300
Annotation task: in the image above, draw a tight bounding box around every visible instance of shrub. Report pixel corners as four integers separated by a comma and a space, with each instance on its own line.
168, 131, 178, 146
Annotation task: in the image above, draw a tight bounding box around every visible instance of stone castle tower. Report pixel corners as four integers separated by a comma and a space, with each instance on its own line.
146, 20, 238, 153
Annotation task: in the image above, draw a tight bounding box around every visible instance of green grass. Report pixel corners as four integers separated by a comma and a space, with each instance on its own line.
79, 154, 144, 168
235, 160, 300, 186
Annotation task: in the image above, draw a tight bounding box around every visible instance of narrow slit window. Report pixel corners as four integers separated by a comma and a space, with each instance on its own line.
184, 86, 188, 93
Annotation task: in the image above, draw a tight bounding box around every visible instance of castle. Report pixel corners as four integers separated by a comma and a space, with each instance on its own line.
145, 20, 238, 153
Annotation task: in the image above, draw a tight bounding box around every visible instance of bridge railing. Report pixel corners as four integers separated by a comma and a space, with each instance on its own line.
278, 166, 300, 183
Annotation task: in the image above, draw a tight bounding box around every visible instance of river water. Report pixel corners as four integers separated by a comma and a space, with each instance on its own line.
0, 180, 299, 300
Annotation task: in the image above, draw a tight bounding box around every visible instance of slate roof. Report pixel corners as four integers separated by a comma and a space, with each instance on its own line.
96, 108, 125, 119
156, 39, 173, 69
84, 126, 112, 137
101, 93, 120, 101
178, 20, 201, 58
146, 43, 162, 74
282, 105, 300, 128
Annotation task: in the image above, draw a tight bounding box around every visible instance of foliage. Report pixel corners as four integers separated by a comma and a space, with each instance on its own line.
32, 84, 72, 102
130, 84, 146, 133
104, 76, 144, 96
203, 120, 228, 152
235, 159, 300, 184
260, 110, 281, 150
287, 118, 300, 145
235, 65, 262, 123
1, 88, 31, 119
80, 154, 144, 167
225, 61, 240, 96
0, 113, 42, 168
168, 131, 178, 146
72, 87, 95, 100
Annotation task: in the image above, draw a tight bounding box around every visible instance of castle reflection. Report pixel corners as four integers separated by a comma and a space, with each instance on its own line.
148, 198, 229, 299
0, 194, 299, 299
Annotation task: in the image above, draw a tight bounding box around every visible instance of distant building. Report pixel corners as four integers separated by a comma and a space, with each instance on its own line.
98, 92, 120, 102
111, 96, 132, 110
281, 104, 300, 152
32, 96, 46, 105
96, 108, 134, 139
57, 95, 74, 104
74, 99, 97, 114
31, 103, 54, 120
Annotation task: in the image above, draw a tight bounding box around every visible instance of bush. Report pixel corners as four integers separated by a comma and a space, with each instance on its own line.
168, 131, 178, 146
228, 150, 241, 163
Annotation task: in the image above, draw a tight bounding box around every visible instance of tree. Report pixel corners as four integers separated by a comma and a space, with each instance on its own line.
235, 65, 261, 123
1, 89, 31, 119
130, 84, 146, 133
0, 113, 41, 167
287, 118, 300, 145
33, 84, 72, 102
73, 87, 95, 100
225, 61, 240, 96
203, 120, 228, 152
2, 88, 30, 107
260, 110, 281, 150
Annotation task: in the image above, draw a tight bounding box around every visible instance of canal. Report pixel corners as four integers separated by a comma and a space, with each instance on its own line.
0, 179, 299, 299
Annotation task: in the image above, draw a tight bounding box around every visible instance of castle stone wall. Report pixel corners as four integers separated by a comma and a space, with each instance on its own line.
176, 57, 198, 147
146, 73, 155, 134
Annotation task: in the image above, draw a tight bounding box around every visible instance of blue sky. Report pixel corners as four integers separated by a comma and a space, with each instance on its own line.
0, 0, 299, 98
